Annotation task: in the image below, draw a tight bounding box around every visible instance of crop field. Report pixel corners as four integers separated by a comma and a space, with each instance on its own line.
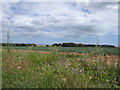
2, 47, 120, 88
2, 46, 119, 55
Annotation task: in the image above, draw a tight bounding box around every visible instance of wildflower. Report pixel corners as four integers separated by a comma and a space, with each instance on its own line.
114, 63, 118, 67
87, 64, 90, 67
48, 64, 51, 67
97, 67, 101, 70
89, 76, 92, 79
96, 57, 99, 59
80, 69, 84, 73
107, 61, 110, 65
64, 68, 67, 70
39, 73, 43, 75
62, 78, 67, 82
59, 63, 62, 65
72, 68, 78, 71
61, 75, 64, 77
42, 67, 46, 71
18, 66, 21, 69
21, 56, 24, 59
82, 67, 84, 69
93, 67, 96, 70
93, 60, 95, 63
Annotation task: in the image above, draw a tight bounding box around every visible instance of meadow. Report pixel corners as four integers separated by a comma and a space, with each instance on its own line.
1, 46, 120, 88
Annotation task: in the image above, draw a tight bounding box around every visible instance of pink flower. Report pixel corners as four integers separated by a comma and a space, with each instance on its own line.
80, 69, 84, 73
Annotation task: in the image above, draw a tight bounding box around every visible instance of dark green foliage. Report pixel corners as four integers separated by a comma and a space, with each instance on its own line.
1, 43, 36, 46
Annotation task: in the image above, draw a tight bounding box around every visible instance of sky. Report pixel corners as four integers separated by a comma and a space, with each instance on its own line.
1, 1, 118, 46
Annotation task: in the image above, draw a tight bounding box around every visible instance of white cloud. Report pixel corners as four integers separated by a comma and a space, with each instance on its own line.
1, 2, 118, 41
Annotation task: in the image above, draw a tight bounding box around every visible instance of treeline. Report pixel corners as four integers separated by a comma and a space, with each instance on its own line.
0, 43, 36, 46
1, 43, 116, 48
52, 42, 115, 48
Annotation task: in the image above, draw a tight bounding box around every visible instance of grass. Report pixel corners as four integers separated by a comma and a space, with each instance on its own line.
2, 47, 120, 88
0, 46, 2, 89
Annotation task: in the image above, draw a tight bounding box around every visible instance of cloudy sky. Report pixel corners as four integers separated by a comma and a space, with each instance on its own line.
1, 1, 118, 45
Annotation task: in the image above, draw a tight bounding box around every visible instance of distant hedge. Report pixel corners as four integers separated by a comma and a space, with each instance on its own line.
52, 42, 115, 48
0, 42, 116, 48
0, 43, 36, 46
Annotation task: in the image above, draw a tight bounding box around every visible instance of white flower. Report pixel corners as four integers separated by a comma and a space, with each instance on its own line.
62, 78, 67, 82
114, 63, 118, 67
18, 66, 21, 69
89, 76, 92, 79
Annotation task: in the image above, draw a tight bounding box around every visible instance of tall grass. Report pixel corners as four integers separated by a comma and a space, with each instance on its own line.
0, 46, 2, 89
2, 46, 119, 88
6, 30, 10, 52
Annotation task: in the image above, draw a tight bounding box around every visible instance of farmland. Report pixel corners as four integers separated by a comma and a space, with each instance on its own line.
2, 46, 119, 56
2, 46, 120, 88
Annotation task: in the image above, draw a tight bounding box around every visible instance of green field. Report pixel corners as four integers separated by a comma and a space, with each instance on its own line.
2, 46, 119, 55
2, 47, 120, 88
